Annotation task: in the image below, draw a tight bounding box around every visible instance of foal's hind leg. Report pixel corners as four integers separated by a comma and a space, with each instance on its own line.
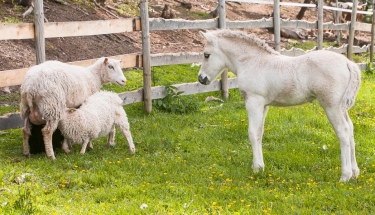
344, 111, 360, 178
323, 106, 352, 182
22, 118, 32, 157
245, 98, 268, 172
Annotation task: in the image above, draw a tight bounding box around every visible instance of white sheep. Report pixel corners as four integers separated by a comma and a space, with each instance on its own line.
20, 57, 126, 160
58, 91, 135, 155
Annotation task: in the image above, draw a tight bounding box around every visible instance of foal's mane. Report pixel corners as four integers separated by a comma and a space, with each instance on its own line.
214, 29, 280, 55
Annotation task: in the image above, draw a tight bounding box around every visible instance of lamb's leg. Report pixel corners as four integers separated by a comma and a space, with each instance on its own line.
116, 114, 135, 154
88, 142, 94, 150
41, 120, 58, 160
107, 125, 116, 147
22, 118, 32, 158
62, 139, 71, 154
80, 139, 90, 154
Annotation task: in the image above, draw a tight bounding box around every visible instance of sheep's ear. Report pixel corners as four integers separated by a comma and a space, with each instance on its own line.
104, 58, 108, 64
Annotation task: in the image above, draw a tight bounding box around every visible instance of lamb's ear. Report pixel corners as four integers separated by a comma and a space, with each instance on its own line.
62, 108, 76, 119
66, 108, 77, 113
104, 58, 108, 64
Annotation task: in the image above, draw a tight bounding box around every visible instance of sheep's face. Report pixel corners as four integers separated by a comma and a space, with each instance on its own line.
103, 58, 126, 86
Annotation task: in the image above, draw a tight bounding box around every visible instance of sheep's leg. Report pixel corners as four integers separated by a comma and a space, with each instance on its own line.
107, 125, 116, 147
88, 142, 94, 150
116, 115, 135, 154
41, 120, 58, 160
62, 139, 71, 154
80, 139, 90, 154
22, 118, 32, 158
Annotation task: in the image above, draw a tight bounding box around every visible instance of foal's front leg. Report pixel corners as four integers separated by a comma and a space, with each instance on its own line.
245, 98, 268, 172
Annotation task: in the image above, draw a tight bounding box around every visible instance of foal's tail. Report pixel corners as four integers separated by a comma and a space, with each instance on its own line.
342, 61, 361, 111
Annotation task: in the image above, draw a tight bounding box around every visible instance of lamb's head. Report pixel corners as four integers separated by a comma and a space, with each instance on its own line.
101, 58, 126, 86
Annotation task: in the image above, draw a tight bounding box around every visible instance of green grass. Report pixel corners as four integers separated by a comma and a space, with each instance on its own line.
1, 64, 375, 214
0, 93, 20, 115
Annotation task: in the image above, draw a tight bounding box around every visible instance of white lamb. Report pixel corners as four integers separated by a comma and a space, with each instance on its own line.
58, 91, 135, 155
20, 57, 127, 160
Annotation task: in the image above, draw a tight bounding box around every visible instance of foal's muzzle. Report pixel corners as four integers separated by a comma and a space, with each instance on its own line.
198, 75, 210, 85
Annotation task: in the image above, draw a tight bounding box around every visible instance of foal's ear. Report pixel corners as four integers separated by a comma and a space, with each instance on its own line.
199, 31, 207, 39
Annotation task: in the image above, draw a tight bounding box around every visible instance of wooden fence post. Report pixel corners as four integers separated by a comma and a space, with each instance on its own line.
348, 0, 358, 60
335, 0, 341, 44
219, 0, 228, 100
370, 0, 375, 67
34, 0, 45, 64
317, 0, 323, 50
273, 0, 280, 52
140, 0, 152, 114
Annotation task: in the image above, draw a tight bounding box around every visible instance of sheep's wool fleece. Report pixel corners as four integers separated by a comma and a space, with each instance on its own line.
58, 91, 126, 144
20, 60, 103, 120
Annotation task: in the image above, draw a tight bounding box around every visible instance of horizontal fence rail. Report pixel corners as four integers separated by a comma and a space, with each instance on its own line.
0, 78, 239, 130
0, 53, 142, 88
228, 0, 373, 15
0, 45, 370, 88
0, 18, 141, 40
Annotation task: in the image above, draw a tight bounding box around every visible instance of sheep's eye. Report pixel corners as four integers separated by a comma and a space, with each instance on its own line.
108, 65, 114, 69
204, 53, 210, 59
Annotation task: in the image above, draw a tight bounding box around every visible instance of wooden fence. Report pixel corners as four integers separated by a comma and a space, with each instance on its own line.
0, 0, 373, 130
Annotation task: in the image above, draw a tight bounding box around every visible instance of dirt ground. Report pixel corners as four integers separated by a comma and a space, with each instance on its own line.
0, 0, 372, 97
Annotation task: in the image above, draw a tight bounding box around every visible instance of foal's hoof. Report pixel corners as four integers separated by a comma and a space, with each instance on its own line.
352, 167, 360, 178
252, 165, 264, 173
129, 147, 136, 154
339, 173, 353, 182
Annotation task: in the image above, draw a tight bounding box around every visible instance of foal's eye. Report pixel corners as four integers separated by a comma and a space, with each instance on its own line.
108, 65, 114, 69
204, 53, 210, 59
